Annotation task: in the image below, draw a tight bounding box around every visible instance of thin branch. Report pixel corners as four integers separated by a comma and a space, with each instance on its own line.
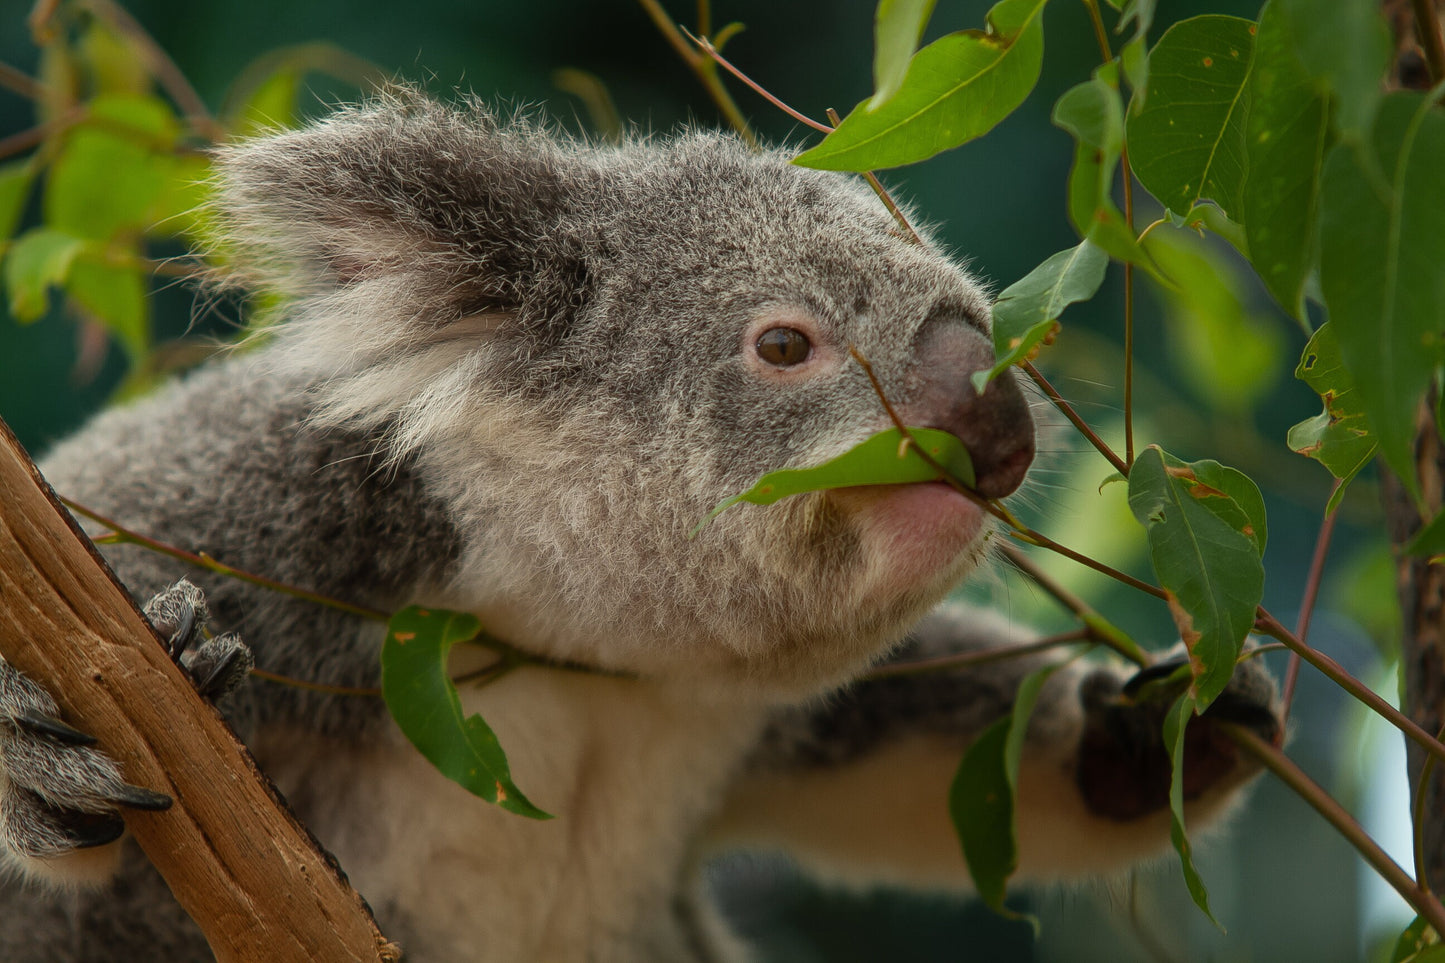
1022, 361, 1131, 476
65, 499, 391, 622
1227, 723, 1445, 935
1283, 479, 1343, 719
83, 0, 226, 141
1255, 610, 1445, 767
249, 669, 381, 698
634, 0, 758, 146
1083, 0, 1114, 63
999, 542, 1149, 665
0, 123, 45, 161
862, 629, 1090, 679
689, 28, 830, 133
0, 61, 43, 100
1413, 0, 1445, 85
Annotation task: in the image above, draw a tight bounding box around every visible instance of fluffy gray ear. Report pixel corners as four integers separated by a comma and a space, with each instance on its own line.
209, 90, 594, 329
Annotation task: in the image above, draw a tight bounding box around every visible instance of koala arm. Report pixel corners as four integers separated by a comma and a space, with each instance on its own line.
704, 603, 1280, 892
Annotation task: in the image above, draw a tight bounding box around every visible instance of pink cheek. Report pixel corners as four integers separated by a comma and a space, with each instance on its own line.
825, 481, 985, 595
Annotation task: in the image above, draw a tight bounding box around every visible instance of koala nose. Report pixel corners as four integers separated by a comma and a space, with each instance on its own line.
898, 325, 1036, 499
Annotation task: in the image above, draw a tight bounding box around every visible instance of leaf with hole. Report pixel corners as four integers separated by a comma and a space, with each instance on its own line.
692, 427, 975, 536
1287, 323, 1376, 508
1127, 447, 1264, 708
1319, 93, 1445, 505
381, 606, 551, 820
794, 0, 1046, 171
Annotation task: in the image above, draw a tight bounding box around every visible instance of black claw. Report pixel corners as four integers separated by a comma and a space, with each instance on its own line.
166, 605, 199, 659
112, 785, 173, 811
61, 811, 128, 850
192, 649, 246, 701
15, 710, 97, 746
1121, 658, 1191, 701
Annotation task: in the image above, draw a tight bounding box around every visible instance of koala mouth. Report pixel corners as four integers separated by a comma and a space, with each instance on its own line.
824, 479, 986, 599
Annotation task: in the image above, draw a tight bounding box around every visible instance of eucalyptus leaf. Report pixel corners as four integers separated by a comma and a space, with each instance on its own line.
794, 0, 1046, 171
1286, 323, 1377, 496
1243, 0, 1333, 319
1127, 15, 1256, 221
45, 128, 168, 241
1319, 93, 1445, 505
67, 258, 150, 360
973, 239, 1108, 391
1164, 692, 1221, 925
381, 606, 551, 819
871, 0, 938, 109
950, 662, 1061, 924
1052, 75, 1149, 266
3, 228, 87, 322
0, 161, 33, 243
692, 427, 975, 536
1275, 0, 1388, 135
1127, 447, 1264, 708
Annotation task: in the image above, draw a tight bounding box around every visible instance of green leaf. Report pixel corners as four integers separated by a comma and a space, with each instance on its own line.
1127, 15, 1256, 220
793, 0, 1046, 171
1127, 447, 1265, 708
1286, 322, 1377, 493
693, 427, 975, 536
80, 20, 150, 96
1143, 227, 1283, 416
1242, 0, 1333, 319
1275, 0, 1388, 135
1052, 75, 1149, 266
1405, 511, 1445, 559
1392, 915, 1444, 962
1115, 0, 1156, 97
381, 606, 551, 820
0, 161, 34, 243
973, 239, 1108, 391
870, 0, 938, 109
3, 228, 87, 322
1164, 692, 1221, 925
950, 662, 1061, 923
45, 119, 171, 241
1319, 93, 1445, 505
229, 67, 302, 135
67, 258, 149, 360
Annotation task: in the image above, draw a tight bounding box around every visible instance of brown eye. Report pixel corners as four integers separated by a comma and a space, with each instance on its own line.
755, 327, 812, 367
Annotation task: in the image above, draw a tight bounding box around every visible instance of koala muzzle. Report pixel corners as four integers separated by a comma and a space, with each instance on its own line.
901, 325, 1036, 500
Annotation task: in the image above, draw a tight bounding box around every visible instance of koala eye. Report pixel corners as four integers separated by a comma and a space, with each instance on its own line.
754, 327, 812, 367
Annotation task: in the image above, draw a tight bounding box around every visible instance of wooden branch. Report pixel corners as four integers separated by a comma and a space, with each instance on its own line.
0, 417, 398, 963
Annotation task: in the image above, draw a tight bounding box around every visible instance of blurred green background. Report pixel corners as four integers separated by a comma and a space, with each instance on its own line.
0, 1, 1412, 960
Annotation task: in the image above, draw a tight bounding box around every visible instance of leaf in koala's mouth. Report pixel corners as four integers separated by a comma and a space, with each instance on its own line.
690, 427, 975, 537
381, 606, 551, 820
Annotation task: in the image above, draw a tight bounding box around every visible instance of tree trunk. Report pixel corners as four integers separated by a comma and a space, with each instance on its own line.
0, 419, 399, 963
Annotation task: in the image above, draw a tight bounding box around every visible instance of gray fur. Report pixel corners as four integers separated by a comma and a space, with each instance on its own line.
0, 93, 1276, 961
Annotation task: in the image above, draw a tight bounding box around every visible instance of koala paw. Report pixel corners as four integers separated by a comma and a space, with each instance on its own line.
1074, 653, 1281, 822
0, 580, 251, 860
143, 579, 254, 702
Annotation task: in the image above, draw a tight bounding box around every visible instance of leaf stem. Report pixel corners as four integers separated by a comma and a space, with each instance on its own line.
1022, 361, 1130, 476
0, 61, 42, 100
1282, 479, 1342, 720
65, 498, 390, 622
1412, 0, 1445, 85
634, 0, 759, 146
999, 543, 1149, 665
1225, 722, 1445, 935
1254, 610, 1445, 767
862, 629, 1091, 679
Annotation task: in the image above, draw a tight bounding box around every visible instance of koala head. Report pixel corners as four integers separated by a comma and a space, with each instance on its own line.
212, 91, 1035, 698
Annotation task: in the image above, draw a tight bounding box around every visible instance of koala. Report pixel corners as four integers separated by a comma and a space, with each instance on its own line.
0, 91, 1280, 962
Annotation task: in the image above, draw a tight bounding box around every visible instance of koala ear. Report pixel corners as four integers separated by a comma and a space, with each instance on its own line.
209, 90, 593, 329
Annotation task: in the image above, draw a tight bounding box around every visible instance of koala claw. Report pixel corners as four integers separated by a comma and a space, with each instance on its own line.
1075, 653, 1281, 821
143, 579, 253, 702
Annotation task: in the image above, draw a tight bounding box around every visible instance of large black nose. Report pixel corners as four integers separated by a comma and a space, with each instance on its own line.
898, 326, 1036, 499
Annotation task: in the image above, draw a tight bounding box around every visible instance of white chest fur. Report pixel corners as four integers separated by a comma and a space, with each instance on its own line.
254, 670, 765, 962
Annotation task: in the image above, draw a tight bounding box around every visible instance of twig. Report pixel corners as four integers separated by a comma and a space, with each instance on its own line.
1413, 0, 1445, 85
690, 27, 830, 133
249, 669, 381, 697
1226, 723, 1445, 935
1282, 479, 1342, 719
1022, 361, 1131, 476
83, 0, 226, 141
0, 123, 45, 161
999, 542, 1149, 665
633, 0, 758, 146
821, 107, 923, 245
862, 629, 1090, 679
0, 61, 43, 100
1255, 610, 1445, 767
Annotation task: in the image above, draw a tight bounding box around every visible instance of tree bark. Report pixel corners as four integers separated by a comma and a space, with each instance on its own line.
0, 418, 399, 963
